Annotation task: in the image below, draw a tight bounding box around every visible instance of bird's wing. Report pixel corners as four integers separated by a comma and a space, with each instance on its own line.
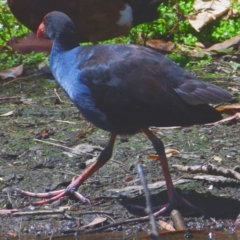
77, 45, 232, 112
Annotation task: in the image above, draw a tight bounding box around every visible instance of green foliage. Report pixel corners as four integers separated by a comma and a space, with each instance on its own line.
0, 1, 46, 71
0, 1, 29, 45
130, 0, 240, 46
166, 52, 212, 69
1, 0, 240, 70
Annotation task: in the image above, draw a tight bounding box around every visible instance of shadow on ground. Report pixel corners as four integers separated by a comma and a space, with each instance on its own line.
120, 189, 240, 219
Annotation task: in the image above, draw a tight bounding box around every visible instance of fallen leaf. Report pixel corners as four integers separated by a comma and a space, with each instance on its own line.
7, 231, 18, 238
0, 65, 23, 79
0, 110, 15, 116
206, 34, 240, 52
216, 104, 240, 115
158, 220, 176, 231
147, 154, 159, 160
124, 176, 134, 182
148, 148, 179, 160
214, 155, 222, 163
79, 217, 107, 229
108, 179, 189, 193
144, 39, 174, 53
71, 143, 103, 155
189, 0, 231, 31
165, 148, 180, 158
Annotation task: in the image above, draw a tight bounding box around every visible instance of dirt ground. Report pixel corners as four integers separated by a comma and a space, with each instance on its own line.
0, 57, 240, 239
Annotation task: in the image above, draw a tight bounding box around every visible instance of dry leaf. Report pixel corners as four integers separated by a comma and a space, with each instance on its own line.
145, 39, 174, 53
79, 217, 107, 229
214, 155, 222, 163
0, 110, 15, 116
165, 148, 180, 158
189, 0, 231, 31
148, 148, 179, 160
71, 143, 103, 155
158, 220, 176, 231
108, 179, 189, 193
147, 154, 159, 160
124, 176, 134, 182
0, 65, 23, 79
216, 104, 240, 115
7, 231, 18, 238
206, 34, 240, 52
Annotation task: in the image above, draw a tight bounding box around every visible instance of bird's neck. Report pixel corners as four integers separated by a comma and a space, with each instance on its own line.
52, 38, 79, 52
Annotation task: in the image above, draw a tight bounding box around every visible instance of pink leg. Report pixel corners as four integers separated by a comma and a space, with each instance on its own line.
141, 128, 198, 216
17, 133, 117, 205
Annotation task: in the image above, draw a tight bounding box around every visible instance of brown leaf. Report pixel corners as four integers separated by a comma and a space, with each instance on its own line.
124, 176, 134, 182
158, 220, 176, 231
207, 34, 240, 52
144, 39, 174, 53
79, 217, 107, 229
7, 231, 18, 238
148, 148, 179, 160
189, 0, 231, 31
216, 104, 240, 115
147, 154, 159, 160
0, 64, 23, 79
165, 148, 180, 158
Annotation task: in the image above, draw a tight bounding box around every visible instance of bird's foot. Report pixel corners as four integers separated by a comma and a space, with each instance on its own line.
16, 178, 90, 206
152, 191, 200, 217
128, 190, 201, 217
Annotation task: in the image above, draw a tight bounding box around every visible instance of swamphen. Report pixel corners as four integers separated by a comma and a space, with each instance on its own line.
17, 11, 233, 215
7, 0, 163, 43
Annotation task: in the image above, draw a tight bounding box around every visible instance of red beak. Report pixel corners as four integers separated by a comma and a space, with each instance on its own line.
37, 22, 47, 38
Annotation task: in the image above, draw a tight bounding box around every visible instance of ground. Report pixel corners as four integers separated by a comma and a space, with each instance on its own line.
0, 58, 240, 239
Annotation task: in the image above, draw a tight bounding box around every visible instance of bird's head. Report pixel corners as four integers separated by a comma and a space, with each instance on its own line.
36, 11, 76, 41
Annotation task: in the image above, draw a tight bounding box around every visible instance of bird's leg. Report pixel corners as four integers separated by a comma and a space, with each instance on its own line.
141, 128, 198, 216
16, 133, 117, 206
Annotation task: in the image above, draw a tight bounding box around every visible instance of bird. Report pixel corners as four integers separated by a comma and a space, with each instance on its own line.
16, 11, 233, 215
7, 0, 164, 44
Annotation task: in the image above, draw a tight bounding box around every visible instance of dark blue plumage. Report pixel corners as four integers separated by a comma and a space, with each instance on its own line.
17, 11, 233, 214
49, 42, 231, 134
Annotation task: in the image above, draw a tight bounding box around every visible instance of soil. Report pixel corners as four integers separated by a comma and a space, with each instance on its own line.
0, 57, 240, 239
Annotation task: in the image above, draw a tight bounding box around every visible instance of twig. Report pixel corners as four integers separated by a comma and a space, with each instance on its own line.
55, 120, 76, 124
13, 209, 66, 216
0, 96, 21, 101
173, 164, 240, 181
54, 88, 64, 103
1, 73, 42, 87
34, 138, 74, 150
137, 163, 159, 240
71, 217, 153, 234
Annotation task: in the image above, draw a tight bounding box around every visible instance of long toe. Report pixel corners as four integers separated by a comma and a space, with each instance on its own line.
153, 191, 201, 217
16, 187, 90, 206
